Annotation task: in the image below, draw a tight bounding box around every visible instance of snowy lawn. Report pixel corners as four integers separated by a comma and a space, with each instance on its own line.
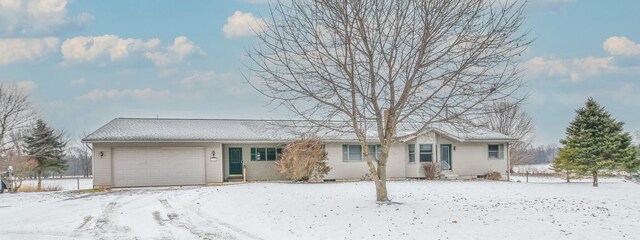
512, 164, 554, 174
18, 178, 93, 191
0, 178, 639, 240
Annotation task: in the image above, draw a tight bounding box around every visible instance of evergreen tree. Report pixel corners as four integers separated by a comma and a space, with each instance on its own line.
557, 98, 638, 187
552, 147, 576, 183
24, 119, 67, 191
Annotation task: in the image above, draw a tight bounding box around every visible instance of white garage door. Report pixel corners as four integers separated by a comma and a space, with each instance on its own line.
112, 147, 205, 187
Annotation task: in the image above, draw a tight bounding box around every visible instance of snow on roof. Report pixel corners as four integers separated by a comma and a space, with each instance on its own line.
83, 118, 516, 142
427, 123, 517, 142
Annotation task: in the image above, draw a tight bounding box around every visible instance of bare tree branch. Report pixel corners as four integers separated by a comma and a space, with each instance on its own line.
483, 101, 536, 169
0, 83, 35, 154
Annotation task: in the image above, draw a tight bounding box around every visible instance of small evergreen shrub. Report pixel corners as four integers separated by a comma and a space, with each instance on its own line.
422, 162, 441, 180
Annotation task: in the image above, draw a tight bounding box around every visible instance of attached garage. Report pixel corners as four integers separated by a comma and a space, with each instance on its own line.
112, 147, 206, 187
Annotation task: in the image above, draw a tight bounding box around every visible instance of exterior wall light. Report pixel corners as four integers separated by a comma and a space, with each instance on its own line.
210, 150, 218, 161
100, 151, 104, 157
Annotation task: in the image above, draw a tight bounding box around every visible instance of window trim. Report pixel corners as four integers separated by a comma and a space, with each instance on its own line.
342, 144, 363, 162
419, 144, 433, 162
250, 147, 283, 161
488, 144, 505, 160
408, 144, 415, 163
367, 144, 382, 161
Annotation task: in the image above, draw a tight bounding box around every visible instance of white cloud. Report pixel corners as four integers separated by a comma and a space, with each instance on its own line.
0, 0, 92, 36
178, 71, 216, 86
524, 56, 616, 81
144, 36, 204, 66
0, 37, 58, 64
603, 36, 640, 57
61, 35, 160, 63
61, 35, 204, 67
69, 78, 85, 86
15, 80, 37, 92
570, 56, 617, 78
222, 11, 267, 39
177, 71, 242, 87
76, 88, 170, 101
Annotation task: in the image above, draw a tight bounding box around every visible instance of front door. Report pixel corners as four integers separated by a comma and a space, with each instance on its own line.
440, 144, 452, 171
229, 148, 243, 175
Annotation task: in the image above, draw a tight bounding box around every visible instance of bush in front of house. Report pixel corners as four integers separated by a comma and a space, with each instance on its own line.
422, 162, 441, 180
484, 171, 502, 180
275, 136, 331, 182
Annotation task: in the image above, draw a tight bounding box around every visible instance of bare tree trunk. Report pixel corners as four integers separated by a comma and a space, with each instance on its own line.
592, 172, 598, 187
375, 163, 388, 202
37, 170, 42, 191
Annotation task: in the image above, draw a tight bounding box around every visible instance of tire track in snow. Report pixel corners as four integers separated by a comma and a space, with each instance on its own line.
158, 198, 236, 240
76, 216, 93, 230
166, 194, 267, 240
73, 197, 140, 240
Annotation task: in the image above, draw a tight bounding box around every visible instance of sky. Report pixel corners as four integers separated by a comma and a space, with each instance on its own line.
0, 0, 639, 146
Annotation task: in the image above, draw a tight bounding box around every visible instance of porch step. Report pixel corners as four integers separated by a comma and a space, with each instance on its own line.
227, 175, 244, 182
441, 173, 461, 180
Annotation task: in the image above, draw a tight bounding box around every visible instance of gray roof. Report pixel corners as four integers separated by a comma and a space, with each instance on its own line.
83, 118, 516, 143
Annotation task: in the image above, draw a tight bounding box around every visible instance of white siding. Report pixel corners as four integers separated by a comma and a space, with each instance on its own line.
437, 135, 509, 177
92, 144, 112, 187
324, 143, 405, 180
404, 139, 418, 177
205, 143, 224, 183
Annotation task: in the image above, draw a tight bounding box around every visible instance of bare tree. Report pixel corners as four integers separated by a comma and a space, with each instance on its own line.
248, 0, 529, 202
484, 101, 535, 170
67, 138, 92, 177
0, 83, 35, 154
61, 132, 93, 177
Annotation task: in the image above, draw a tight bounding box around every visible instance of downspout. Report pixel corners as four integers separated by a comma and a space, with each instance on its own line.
506, 142, 510, 182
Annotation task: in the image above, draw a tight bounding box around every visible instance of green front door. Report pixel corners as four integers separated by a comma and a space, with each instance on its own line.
229, 148, 243, 175
440, 144, 452, 171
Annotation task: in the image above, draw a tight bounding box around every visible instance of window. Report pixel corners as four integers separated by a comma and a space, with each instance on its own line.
419, 144, 433, 162
408, 144, 415, 163
368, 144, 382, 160
342, 144, 362, 161
250, 147, 283, 161
488, 144, 505, 160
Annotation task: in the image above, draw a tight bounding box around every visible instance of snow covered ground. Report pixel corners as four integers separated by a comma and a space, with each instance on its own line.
0, 178, 638, 240
19, 178, 93, 191
512, 163, 554, 174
